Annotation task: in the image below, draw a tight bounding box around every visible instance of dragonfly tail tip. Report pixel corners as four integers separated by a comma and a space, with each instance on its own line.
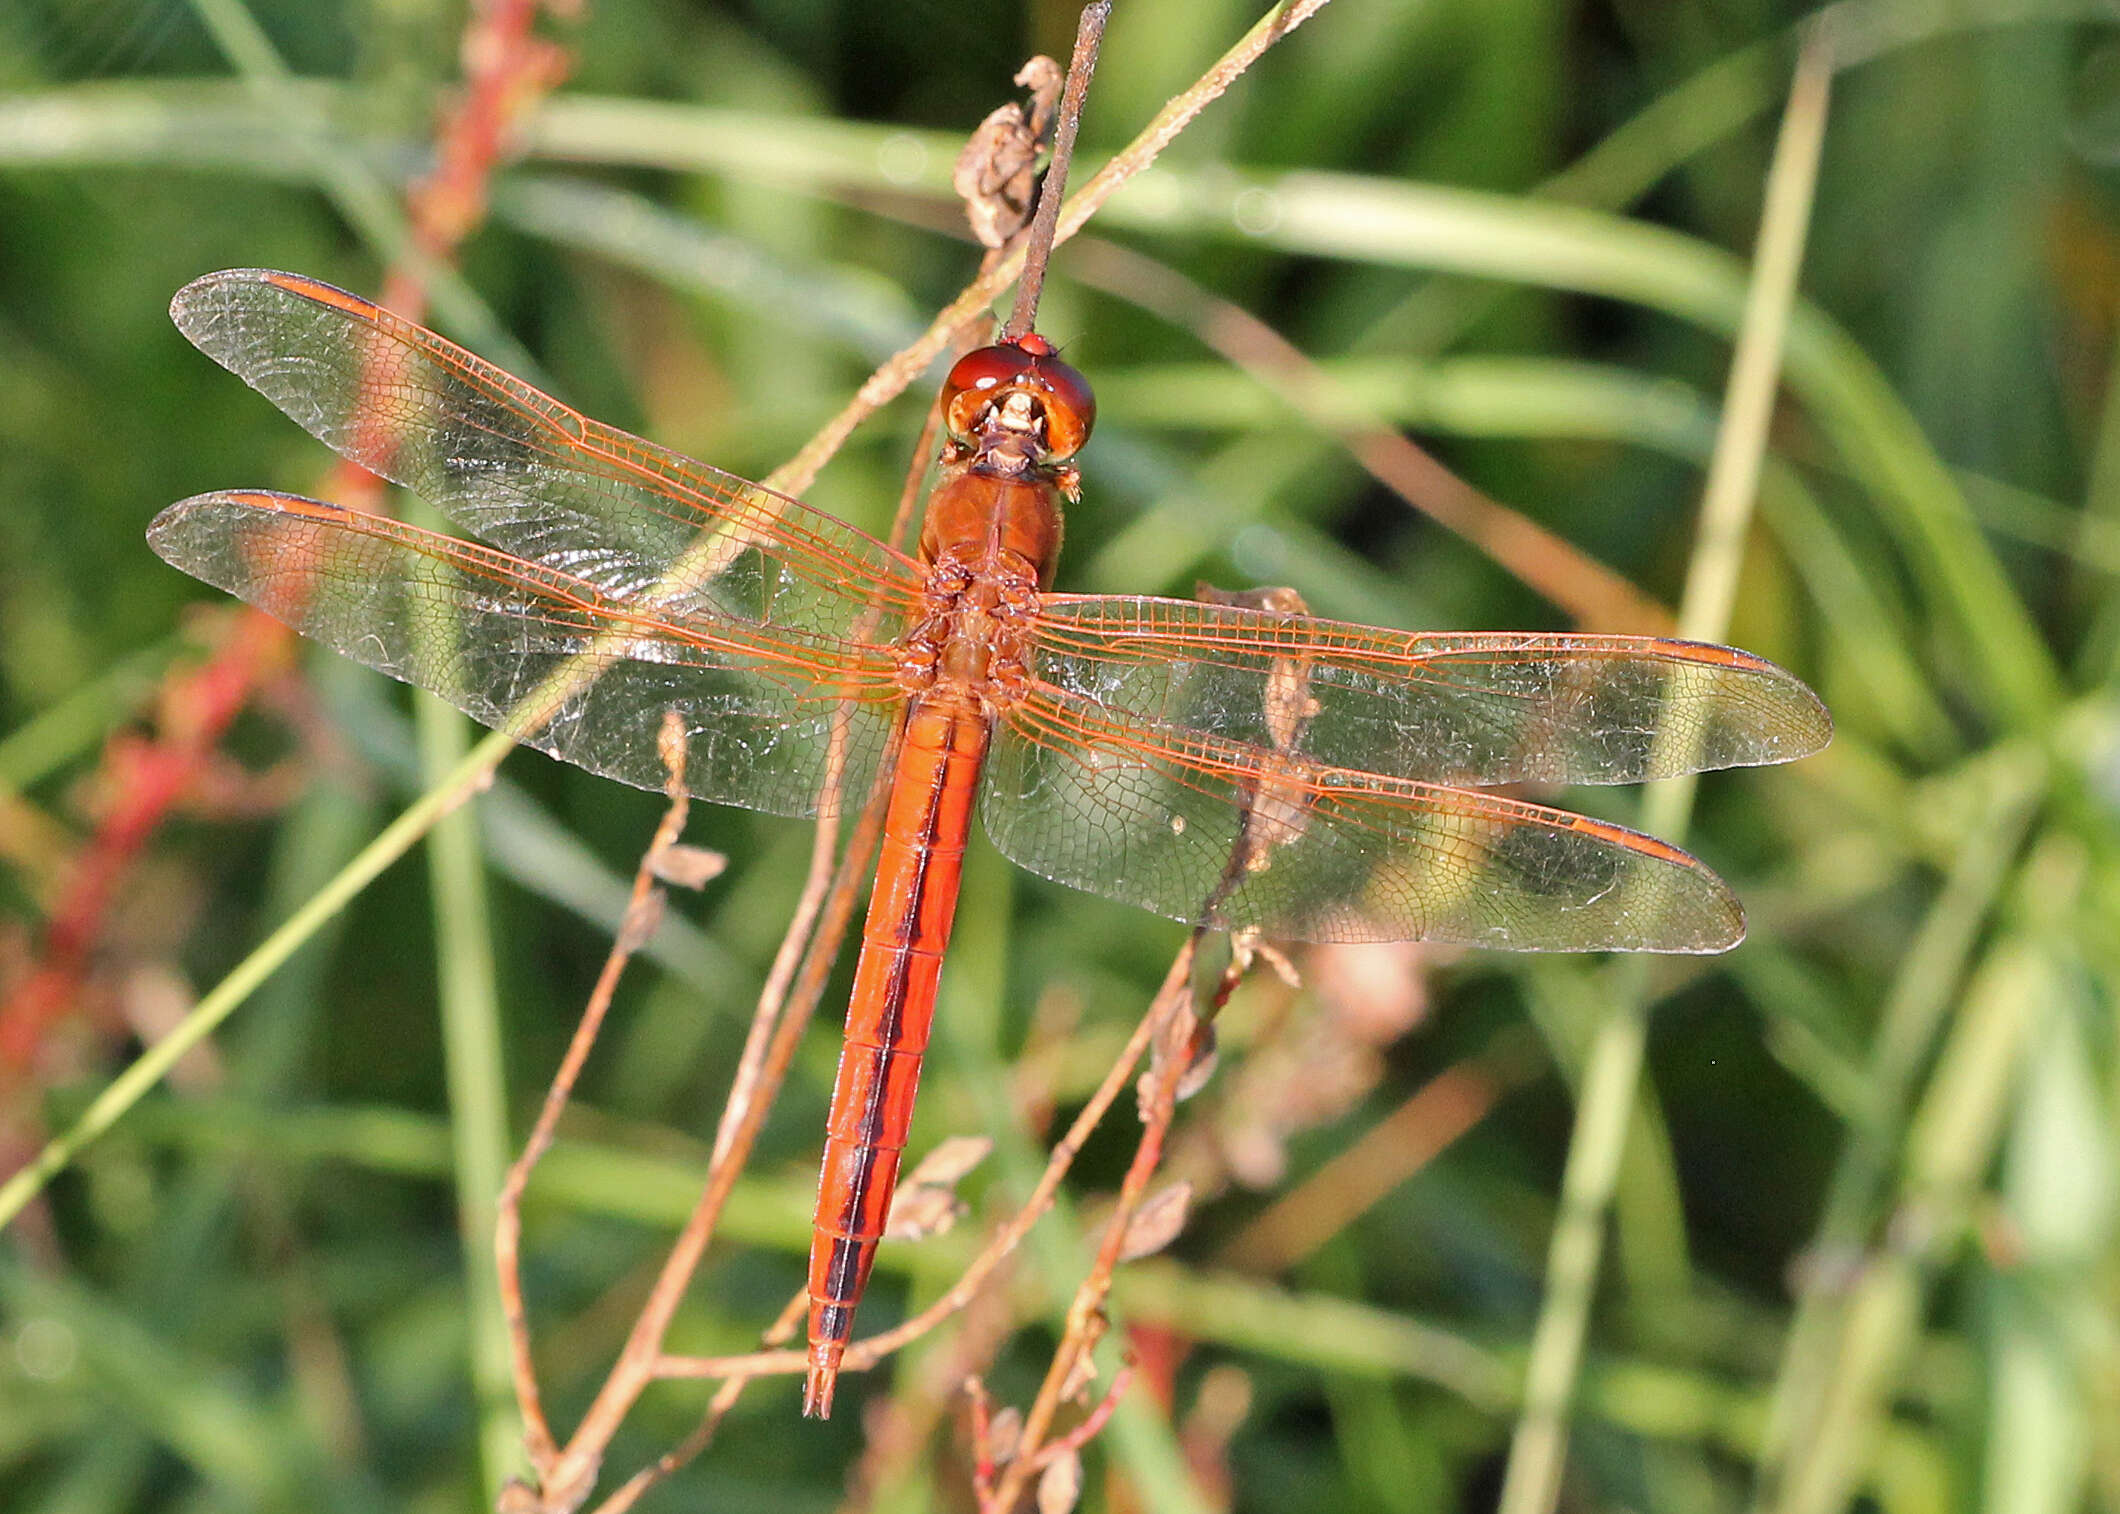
803, 1348, 843, 1419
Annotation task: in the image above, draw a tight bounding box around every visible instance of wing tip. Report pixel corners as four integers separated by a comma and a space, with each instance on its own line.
1732, 650, 1834, 766
148, 489, 340, 558
171, 268, 370, 344
1668, 889, 1747, 954
170, 266, 273, 328
1548, 810, 1749, 954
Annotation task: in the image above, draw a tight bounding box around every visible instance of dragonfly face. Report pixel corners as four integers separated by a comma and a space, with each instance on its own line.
149, 268, 1830, 1416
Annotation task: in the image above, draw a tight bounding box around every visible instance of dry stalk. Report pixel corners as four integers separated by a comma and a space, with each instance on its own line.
979, 944, 1222, 1513
495, 711, 698, 1474
587, 1290, 811, 1514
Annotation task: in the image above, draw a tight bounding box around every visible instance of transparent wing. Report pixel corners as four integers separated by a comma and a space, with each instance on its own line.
149, 491, 901, 817
1030, 595, 1830, 787
169, 268, 925, 637
982, 685, 1745, 951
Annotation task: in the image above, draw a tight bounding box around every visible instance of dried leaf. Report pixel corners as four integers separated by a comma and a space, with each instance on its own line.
952, 55, 1062, 247
885, 1135, 992, 1239
1139, 1004, 1203, 1115
1037, 1449, 1084, 1514
655, 708, 687, 781
901, 1133, 992, 1190
884, 1184, 966, 1242
986, 1405, 1023, 1466
1118, 1182, 1192, 1262
650, 842, 726, 889
1059, 1332, 1103, 1403
1176, 1023, 1219, 1101
616, 888, 665, 953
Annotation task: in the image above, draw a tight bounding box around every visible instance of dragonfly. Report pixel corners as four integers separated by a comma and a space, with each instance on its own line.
150, 268, 1829, 1417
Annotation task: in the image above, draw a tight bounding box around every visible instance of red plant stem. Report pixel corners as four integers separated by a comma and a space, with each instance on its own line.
0, 0, 571, 1110
0, 611, 285, 1077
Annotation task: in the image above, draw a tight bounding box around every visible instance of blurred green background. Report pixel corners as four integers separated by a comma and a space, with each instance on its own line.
4, 1, 2120, 1511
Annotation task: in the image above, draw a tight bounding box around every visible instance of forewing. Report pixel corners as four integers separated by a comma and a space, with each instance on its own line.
149, 492, 901, 817
1030, 595, 1830, 787
169, 268, 924, 640
981, 687, 1745, 951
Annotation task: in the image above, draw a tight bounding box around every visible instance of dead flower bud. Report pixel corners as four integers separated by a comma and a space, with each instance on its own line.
901, 1134, 992, 1190
1118, 1182, 1192, 1262
885, 1135, 993, 1240
1139, 1006, 1206, 1115
985, 1405, 1023, 1466
1176, 1023, 1219, 1101
1059, 1329, 1104, 1403
1037, 1448, 1084, 1514
616, 889, 666, 954
650, 843, 726, 889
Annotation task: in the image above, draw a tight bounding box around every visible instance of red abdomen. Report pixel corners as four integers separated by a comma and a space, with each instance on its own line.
802, 695, 990, 1416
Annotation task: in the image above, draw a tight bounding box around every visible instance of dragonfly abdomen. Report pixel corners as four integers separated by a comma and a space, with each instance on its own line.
803, 695, 992, 1417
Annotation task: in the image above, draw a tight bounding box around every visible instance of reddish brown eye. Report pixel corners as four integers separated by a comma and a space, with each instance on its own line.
940, 343, 1036, 439
1032, 351, 1095, 459
939, 338, 1097, 459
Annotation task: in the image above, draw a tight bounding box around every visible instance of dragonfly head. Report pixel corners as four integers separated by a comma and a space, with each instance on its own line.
941, 334, 1096, 465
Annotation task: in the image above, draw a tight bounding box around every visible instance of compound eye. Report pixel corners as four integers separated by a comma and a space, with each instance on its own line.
1031, 352, 1095, 459
939, 339, 1098, 459
941, 344, 1038, 441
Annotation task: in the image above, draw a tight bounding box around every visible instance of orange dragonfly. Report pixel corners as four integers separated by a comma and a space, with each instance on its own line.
150, 268, 1829, 1416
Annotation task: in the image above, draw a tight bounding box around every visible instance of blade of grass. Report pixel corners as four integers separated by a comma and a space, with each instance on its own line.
1984, 1006, 2110, 1514
1763, 859, 2076, 1514
1752, 741, 2046, 1496
413, 683, 520, 1505
0, 725, 518, 1230
1497, 33, 1835, 1514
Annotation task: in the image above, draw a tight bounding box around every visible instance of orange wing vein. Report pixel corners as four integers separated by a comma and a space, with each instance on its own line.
168, 269, 926, 638
1030, 595, 1830, 789
984, 682, 1751, 952
147, 491, 903, 817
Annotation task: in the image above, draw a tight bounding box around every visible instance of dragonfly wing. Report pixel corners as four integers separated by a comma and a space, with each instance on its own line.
150, 492, 901, 818
982, 686, 1744, 951
1031, 595, 1829, 787
170, 269, 924, 639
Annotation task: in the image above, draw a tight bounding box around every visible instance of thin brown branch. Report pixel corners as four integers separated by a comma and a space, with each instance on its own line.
495, 713, 694, 1476
982, 949, 1212, 1512
1026, 1355, 1135, 1475
587, 1290, 810, 1514
1001, 2, 1111, 342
